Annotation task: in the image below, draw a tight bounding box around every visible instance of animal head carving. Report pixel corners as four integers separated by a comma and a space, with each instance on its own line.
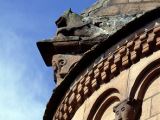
52, 54, 82, 85
113, 99, 137, 120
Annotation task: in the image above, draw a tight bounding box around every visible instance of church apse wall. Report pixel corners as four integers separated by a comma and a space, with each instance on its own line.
37, 0, 160, 120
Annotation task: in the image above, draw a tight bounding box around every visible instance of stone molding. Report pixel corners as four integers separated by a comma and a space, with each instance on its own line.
42, 8, 160, 120
130, 58, 160, 100
83, 0, 160, 16
53, 20, 160, 120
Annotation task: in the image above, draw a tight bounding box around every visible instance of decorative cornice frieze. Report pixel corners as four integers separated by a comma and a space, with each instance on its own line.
53, 21, 160, 120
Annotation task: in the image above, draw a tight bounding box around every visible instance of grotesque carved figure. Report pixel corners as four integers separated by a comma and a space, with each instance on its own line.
56, 8, 84, 29
55, 9, 107, 41
51, 9, 108, 85
113, 99, 138, 120
52, 54, 82, 85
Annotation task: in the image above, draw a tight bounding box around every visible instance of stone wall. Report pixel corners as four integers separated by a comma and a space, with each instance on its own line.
40, 0, 160, 119
81, 0, 160, 37
83, 0, 160, 16
52, 16, 160, 119
72, 42, 160, 120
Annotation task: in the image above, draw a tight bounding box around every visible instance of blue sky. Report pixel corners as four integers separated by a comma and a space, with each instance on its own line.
0, 0, 96, 120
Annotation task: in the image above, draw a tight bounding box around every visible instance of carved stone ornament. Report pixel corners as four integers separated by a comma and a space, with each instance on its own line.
52, 54, 82, 85
113, 99, 137, 120
55, 8, 107, 41
49, 9, 108, 85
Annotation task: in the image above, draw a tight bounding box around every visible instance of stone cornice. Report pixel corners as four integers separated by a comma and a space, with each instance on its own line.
43, 8, 160, 120
37, 34, 107, 66
53, 21, 160, 120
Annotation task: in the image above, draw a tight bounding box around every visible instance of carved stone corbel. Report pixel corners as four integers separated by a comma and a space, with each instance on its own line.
52, 54, 82, 85
113, 99, 139, 120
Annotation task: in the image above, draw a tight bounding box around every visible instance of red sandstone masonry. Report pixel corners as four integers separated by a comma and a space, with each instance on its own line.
111, 0, 129, 4
53, 22, 160, 120
84, 0, 160, 16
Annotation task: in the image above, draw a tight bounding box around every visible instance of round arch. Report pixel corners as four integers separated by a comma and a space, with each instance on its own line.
128, 58, 160, 119
87, 88, 120, 120
129, 58, 160, 100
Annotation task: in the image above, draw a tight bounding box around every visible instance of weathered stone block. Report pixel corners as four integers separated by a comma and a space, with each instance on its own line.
120, 3, 140, 14
129, 0, 141, 2
143, 0, 157, 1
140, 98, 151, 120
147, 114, 160, 120
139, 2, 160, 11
111, 0, 129, 4
151, 93, 160, 116
95, 5, 120, 16
144, 76, 160, 100
147, 116, 157, 120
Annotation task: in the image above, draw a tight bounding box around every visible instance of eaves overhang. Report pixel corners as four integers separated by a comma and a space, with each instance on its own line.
37, 35, 107, 66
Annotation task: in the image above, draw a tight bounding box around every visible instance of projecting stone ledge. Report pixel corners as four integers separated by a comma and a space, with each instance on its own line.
37, 9, 108, 85
37, 34, 107, 66
37, 0, 160, 86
